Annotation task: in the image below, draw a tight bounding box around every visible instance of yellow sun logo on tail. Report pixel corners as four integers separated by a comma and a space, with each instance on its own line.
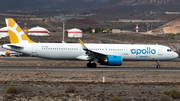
5, 18, 35, 44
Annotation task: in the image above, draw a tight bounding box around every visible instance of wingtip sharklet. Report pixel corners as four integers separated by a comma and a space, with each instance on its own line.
79, 39, 87, 50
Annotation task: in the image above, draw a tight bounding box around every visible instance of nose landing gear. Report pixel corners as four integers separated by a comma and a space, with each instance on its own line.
156, 61, 160, 68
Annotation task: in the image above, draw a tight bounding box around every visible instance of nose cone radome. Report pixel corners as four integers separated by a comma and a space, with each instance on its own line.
173, 52, 179, 59
175, 52, 179, 58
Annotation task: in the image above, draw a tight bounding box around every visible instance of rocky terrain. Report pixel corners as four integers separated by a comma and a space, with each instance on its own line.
0, 31, 179, 100
1, 0, 180, 11
0, 63, 179, 101
98, 0, 180, 10
0, 58, 179, 68
0, 57, 179, 100
102, 0, 180, 5
0, 0, 107, 10
150, 16, 180, 34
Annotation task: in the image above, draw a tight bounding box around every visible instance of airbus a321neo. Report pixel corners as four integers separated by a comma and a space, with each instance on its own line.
2, 18, 179, 68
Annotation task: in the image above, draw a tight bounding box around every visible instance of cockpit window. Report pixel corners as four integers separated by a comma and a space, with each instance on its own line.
167, 49, 172, 52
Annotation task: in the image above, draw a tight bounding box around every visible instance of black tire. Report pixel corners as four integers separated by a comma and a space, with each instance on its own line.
87, 63, 91, 67
91, 63, 97, 68
157, 65, 160, 68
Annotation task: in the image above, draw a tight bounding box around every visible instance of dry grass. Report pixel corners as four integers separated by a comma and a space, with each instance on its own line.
65, 84, 76, 93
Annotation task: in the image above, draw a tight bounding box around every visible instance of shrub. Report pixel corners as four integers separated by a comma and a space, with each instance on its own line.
166, 33, 175, 35
51, 30, 56, 32
17, 85, 29, 92
170, 36, 175, 39
7, 86, 19, 94
65, 84, 76, 93
160, 94, 173, 101
111, 96, 125, 101
163, 89, 180, 99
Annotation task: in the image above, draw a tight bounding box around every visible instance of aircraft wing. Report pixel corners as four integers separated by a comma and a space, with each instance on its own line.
79, 39, 106, 56
79, 39, 119, 61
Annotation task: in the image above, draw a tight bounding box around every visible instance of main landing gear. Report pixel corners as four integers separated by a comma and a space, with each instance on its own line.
156, 61, 160, 68
87, 62, 97, 68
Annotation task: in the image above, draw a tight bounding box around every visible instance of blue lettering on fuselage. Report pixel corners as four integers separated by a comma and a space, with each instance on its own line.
131, 47, 156, 55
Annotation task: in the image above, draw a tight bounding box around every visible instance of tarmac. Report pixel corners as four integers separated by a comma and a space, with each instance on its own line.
0, 66, 180, 71
0, 57, 179, 71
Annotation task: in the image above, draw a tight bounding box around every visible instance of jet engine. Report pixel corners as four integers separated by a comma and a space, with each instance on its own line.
99, 56, 122, 66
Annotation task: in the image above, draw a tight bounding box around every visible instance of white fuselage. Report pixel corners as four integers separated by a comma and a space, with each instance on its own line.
2, 43, 179, 61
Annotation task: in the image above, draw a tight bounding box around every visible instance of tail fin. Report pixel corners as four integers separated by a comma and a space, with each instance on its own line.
5, 18, 35, 44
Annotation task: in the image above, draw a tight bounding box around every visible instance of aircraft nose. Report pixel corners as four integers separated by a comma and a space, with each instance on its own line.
174, 52, 179, 58
176, 53, 179, 58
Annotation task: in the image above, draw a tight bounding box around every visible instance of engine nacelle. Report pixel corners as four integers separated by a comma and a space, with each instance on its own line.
99, 56, 122, 66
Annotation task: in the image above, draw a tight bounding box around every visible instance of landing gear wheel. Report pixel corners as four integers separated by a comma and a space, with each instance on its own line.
157, 65, 160, 68
156, 61, 160, 68
91, 63, 97, 68
87, 62, 97, 68
87, 63, 91, 67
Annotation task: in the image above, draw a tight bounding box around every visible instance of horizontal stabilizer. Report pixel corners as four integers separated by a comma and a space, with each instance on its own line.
7, 45, 23, 49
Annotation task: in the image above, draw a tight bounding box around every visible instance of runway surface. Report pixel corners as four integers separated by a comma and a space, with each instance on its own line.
0, 66, 180, 71
0, 86, 179, 91
0, 57, 179, 71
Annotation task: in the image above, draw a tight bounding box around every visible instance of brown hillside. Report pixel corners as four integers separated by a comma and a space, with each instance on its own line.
102, 0, 180, 6
150, 16, 180, 34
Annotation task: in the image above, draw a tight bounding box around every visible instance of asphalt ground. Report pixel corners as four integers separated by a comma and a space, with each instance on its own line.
0, 66, 179, 71
0, 57, 179, 70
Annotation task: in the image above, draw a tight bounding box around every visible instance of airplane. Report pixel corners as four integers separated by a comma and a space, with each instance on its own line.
2, 18, 179, 68
0, 49, 10, 56
0, 45, 21, 57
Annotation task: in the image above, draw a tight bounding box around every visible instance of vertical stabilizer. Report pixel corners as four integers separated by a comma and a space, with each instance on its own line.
5, 18, 35, 44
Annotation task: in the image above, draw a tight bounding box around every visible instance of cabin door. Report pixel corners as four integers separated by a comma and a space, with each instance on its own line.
158, 46, 163, 55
